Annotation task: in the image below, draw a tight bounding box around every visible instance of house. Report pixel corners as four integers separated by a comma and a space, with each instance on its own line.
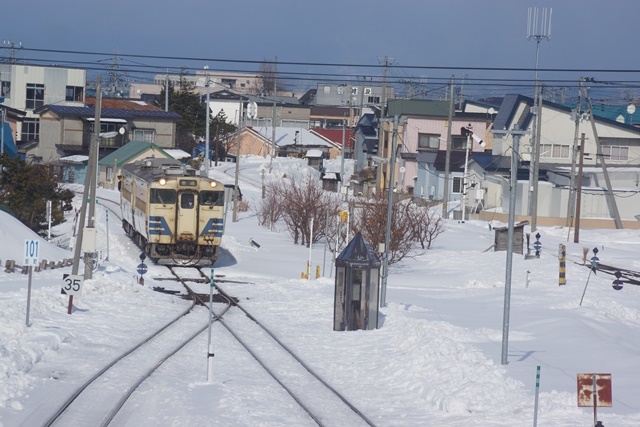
32, 97, 181, 163
56, 155, 89, 184
97, 140, 174, 189
234, 126, 340, 159
0, 63, 86, 161
0, 105, 26, 159
475, 94, 640, 228
203, 89, 245, 126
311, 128, 355, 158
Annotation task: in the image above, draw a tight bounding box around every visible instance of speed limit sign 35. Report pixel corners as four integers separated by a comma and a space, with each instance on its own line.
61, 274, 83, 296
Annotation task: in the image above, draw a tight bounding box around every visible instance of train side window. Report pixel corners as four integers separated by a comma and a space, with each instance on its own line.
181, 193, 195, 209
200, 191, 222, 206
150, 189, 177, 205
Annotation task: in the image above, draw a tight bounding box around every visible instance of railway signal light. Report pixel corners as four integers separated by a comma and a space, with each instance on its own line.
590, 247, 599, 273
612, 271, 623, 291
533, 232, 542, 258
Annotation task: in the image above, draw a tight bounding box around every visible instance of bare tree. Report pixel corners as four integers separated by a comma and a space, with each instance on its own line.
257, 179, 287, 229
351, 195, 415, 265
259, 175, 341, 246
409, 202, 445, 249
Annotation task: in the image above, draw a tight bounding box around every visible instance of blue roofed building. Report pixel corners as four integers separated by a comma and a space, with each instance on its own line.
31, 97, 181, 165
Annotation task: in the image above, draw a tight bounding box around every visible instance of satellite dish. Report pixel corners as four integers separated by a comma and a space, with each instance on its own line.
488, 107, 496, 115
119, 126, 126, 135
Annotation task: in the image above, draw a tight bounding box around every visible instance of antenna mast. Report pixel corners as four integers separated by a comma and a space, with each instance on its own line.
526, 7, 552, 233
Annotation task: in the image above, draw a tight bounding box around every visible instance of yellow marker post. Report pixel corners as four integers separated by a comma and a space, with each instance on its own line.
559, 244, 566, 286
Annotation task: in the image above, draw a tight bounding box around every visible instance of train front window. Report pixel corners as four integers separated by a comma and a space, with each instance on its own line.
181, 193, 195, 209
150, 189, 176, 205
199, 191, 222, 206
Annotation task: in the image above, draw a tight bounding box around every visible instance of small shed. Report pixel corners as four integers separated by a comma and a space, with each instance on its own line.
493, 220, 528, 254
305, 148, 324, 170
334, 232, 381, 331
321, 171, 341, 192
58, 155, 89, 184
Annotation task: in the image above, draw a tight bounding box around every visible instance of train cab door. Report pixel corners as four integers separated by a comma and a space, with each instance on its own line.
176, 192, 198, 241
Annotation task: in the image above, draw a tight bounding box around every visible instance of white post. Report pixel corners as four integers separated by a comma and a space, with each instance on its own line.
207, 267, 215, 382
105, 209, 110, 261
308, 217, 314, 279
46, 200, 52, 241
461, 128, 471, 223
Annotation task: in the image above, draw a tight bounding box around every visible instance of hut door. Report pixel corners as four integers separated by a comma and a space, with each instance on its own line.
350, 269, 364, 330
176, 192, 198, 240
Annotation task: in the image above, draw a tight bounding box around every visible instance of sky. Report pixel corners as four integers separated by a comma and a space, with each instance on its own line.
2, 156, 640, 426
2, 1, 639, 100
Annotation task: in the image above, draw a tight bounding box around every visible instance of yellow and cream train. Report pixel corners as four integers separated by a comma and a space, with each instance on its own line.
119, 158, 225, 263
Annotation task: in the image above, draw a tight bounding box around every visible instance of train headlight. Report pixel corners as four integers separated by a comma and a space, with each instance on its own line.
159, 178, 167, 186
209, 181, 217, 188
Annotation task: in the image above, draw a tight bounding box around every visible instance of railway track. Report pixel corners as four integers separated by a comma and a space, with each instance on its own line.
203, 269, 377, 426
567, 253, 640, 286
41, 267, 229, 427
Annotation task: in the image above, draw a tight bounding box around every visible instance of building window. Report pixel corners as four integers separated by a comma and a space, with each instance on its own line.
21, 118, 40, 141
540, 143, 570, 159
453, 136, 468, 150
367, 96, 380, 104
133, 129, 155, 142
25, 83, 45, 109
602, 145, 629, 161
452, 176, 462, 194
65, 86, 84, 101
1, 81, 10, 98
418, 133, 440, 149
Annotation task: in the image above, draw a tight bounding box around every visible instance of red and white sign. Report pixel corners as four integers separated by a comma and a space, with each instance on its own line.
577, 373, 612, 407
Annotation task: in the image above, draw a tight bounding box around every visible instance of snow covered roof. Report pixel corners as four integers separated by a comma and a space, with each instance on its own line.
59, 155, 89, 163
164, 149, 191, 160
253, 127, 335, 148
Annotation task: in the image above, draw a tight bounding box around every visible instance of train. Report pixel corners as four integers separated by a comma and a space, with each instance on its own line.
119, 157, 225, 264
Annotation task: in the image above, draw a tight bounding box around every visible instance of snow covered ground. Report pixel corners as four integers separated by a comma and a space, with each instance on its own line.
1, 155, 640, 426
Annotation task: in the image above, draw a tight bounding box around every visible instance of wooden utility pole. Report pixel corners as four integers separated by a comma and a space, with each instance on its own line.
566, 81, 582, 227
581, 80, 623, 229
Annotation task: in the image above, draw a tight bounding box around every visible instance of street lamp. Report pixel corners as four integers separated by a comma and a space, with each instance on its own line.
459, 125, 486, 222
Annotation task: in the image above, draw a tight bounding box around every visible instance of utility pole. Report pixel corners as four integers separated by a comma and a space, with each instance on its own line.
566, 81, 582, 227
442, 75, 455, 219
580, 79, 623, 229
340, 115, 346, 196
573, 133, 586, 243
493, 126, 529, 366
85, 77, 101, 280
530, 83, 543, 232
461, 124, 472, 223
164, 69, 169, 112
376, 56, 390, 192
2, 41, 23, 63
269, 56, 277, 173
204, 67, 210, 176
233, 100, 243, 222
381, 115, 399, 308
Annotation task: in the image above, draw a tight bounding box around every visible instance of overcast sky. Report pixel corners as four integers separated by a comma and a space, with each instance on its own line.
2, 0, 638, 99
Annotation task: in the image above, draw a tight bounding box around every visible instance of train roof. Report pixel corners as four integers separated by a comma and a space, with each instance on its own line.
121, 157, 202, 182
